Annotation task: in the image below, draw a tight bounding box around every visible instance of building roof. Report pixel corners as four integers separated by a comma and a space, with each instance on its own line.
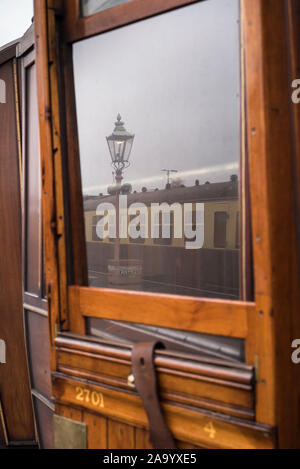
83, 178, 239, 211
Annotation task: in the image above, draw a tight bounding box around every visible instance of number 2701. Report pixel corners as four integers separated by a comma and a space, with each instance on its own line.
75, 386, 104, 408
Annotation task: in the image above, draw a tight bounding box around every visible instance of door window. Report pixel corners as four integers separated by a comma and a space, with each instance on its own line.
73, 0, 242, 300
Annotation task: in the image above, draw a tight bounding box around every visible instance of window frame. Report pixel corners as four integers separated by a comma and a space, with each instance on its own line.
63, 0, 202, 43
66, 0, 250, 337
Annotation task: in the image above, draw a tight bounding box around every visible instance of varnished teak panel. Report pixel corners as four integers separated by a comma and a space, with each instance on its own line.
69, 285, 251, 337
53, 374, 275, 449
0, 51, 36, 444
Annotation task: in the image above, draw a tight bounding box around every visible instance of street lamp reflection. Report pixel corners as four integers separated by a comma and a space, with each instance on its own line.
106, 115, 142, 284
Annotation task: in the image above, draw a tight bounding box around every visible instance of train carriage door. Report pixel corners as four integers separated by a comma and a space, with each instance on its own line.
0, 39, 36, 448
34, 0, 300, 449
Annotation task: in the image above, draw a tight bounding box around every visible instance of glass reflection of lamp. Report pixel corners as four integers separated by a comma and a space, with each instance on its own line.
106, 114, 134, 263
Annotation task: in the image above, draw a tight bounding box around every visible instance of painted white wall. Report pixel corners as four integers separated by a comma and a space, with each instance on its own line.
0, 0, 33, 48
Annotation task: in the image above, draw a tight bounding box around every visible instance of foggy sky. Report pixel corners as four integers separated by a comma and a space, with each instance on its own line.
73, 0, 240, 195
0, 0, 33, 48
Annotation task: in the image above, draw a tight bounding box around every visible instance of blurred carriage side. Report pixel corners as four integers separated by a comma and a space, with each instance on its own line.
84, 176, 240, 299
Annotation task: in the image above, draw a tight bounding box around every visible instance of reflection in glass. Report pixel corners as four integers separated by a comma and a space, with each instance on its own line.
87, 318, 245, 362
74, 0, 241, 300
81, 0, 131, 17
25, 64, 42, 296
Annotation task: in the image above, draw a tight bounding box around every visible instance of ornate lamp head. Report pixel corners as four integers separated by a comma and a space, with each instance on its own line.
106, 114, 135, 180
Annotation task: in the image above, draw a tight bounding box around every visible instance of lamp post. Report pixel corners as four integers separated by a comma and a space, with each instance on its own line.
106, 114, 134, 263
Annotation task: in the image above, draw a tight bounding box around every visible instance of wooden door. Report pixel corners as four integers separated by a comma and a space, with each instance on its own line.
0, 39, 36, 448
33, 0, 300, 449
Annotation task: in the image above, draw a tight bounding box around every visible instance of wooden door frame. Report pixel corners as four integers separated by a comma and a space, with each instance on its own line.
33, 0, 300, 448
18, 24, 55, 448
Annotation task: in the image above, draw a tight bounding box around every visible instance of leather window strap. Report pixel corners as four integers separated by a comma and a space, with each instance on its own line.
131, 341, 176, 449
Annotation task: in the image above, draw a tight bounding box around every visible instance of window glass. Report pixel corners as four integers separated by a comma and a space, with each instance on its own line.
73, 0, 241, 300
87, 317, 245, 362
25, 64, 42, 296
214, 212, 227, 248
81, 0, 132, 17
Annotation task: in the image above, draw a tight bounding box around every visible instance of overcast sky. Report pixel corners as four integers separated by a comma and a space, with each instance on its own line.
0, 0, 33, 48
73, 0, 240, 195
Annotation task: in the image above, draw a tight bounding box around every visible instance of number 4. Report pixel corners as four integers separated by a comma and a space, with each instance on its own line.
204, 421, 216, 439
